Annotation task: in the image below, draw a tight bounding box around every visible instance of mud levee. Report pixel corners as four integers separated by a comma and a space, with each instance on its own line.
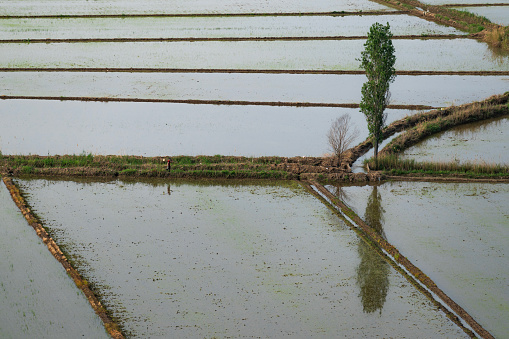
0, 95, 434, 110
0, 11, 409, 19
1, 176, 124, 339
305, 179, 493, 339
0, 35, 468, 44
344, 93, 509, 167
1, 68, 508, 76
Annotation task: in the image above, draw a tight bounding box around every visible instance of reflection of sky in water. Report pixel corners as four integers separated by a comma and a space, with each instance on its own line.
0, 183, 108, 338
332, 181, 509, 339
0, 15, 462, 40
451, 7, 509, 25
1, 39, 508, 71
2, 73, 506, 108
0, 100, 416, 157
402, 116, 509, 164
17, 178, 467, 338
0, 0, 392, 15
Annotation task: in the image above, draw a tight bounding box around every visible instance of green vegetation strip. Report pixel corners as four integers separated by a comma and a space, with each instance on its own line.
374, 0, 509, 48
0, 35, 467, 44
1, 68, 508, 76
1, 176, 124, 339
346, 93, 509, 175
306, 180, 492, 339
0, 95, 433, 110
0, 11, 409, 19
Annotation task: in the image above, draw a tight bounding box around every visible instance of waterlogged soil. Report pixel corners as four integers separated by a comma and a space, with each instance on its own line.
328, 181, 509, 339
2, 72, 507, 108
0, 181, 108, 338
451, 6, 509, 26
16, 177, 468, 338
0, 99, 418, 157
2, 39, 508, 71
0, 0, 392, 16
401, 116, 509, 164
0, 15, 464, 40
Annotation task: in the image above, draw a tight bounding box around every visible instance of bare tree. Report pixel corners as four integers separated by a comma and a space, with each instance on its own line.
327, 114, 359, 166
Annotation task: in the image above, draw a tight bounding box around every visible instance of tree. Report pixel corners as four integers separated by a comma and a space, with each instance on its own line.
359, 22, 396, 170
327, 114, 359, 167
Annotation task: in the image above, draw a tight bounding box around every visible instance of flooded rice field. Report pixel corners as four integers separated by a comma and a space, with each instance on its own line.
2, 72, 507, 108
0, 15, 465, 40
0, 0, 393, 16
401, 116, 509, 164
0, 100, 416, 157
451, 6, 509, 26
0, 181, 108, 338
421, 0, 509, 4
328, 181, 509, 338
15, 178, 468, 338
2, 39, 508, 71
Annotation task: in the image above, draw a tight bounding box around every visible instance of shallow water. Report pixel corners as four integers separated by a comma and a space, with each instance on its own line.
0, 0, 392, 16
0, 15, 464, 40
401, 116, 509, 164
327, 181, 509, 339
422, 0, 509, 4
0, 181, 108, 338
2, 72, 507, 108
0, 99, 417, 156
451, 6, 509, 26
16, 178, 468, 338
2, 39, 508, 71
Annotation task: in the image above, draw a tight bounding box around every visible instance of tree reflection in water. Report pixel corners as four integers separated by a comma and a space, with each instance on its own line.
356, 185, 390, 314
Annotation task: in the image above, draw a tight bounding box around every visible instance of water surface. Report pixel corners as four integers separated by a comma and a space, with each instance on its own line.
2, 39, 508, 71
0, 181, 108, 338
0, 0, 392, 16
0, 100, 417, 157
451, 6, 509, 26
401, 116, 509, 164
0, 15, 464, 40
2, 72, 506, 108
327, 181, 509, 338
16, 178, 468, 338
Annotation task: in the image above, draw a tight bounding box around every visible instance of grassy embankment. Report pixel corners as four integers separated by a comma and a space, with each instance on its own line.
364, 93, 509, 178
0, 154, 299, 179
375, 0, 509, 50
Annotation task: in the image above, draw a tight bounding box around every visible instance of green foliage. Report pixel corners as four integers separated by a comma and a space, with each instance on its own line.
359, 22, 396, 168
21, 166, 34, 174
119, 168, 137, 176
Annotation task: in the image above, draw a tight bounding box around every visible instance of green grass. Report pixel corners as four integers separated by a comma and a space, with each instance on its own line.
368, 154, 509, 177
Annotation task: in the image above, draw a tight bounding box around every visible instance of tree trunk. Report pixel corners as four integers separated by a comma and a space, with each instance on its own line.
373, 140, 379, 170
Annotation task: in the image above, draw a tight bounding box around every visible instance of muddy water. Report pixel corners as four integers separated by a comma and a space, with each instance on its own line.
0, 0, 392, 16
0, 15, 464, 40
0, 181, 108, 338
0, 99, 418, 156
2, 72, 506, 108
401, 116, 509, 164
327, 181, 509, 338
451, 6, 509, 26
2, 39, 508, 71
16, 178, 468, 338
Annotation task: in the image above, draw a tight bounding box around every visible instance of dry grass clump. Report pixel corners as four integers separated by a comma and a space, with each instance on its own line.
484, 26, 509, 50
